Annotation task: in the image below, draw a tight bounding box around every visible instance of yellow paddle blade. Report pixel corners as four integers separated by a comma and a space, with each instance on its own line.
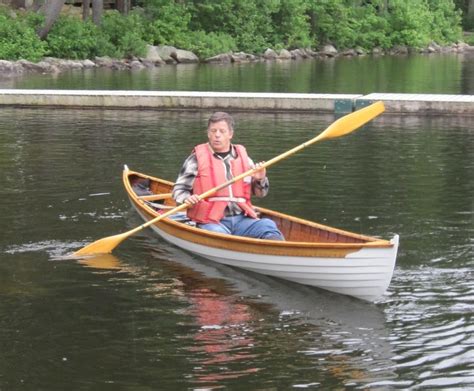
316, 101, 385, 142
74, 232, 129, 256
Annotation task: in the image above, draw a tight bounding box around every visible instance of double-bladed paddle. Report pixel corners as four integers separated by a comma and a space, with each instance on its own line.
74, 101, 385, 256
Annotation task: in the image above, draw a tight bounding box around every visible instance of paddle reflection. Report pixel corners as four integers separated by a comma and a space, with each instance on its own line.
77, 253, 122, 270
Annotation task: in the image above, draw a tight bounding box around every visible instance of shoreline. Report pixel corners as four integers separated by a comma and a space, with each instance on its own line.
1, 42, 473, 79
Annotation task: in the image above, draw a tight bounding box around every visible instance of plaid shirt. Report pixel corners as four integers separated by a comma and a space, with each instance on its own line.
172, 144, 269, 216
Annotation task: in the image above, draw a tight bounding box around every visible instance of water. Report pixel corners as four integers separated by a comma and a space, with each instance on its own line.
2, 52, 474, 94
0, 105, 472, 390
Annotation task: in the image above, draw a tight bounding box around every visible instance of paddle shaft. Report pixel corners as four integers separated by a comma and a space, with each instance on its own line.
74, 101, 384, 255
127, 102, 386, 233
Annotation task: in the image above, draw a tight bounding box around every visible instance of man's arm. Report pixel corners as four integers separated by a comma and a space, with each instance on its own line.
172, 154, 198, 204
248, 158, 269, 198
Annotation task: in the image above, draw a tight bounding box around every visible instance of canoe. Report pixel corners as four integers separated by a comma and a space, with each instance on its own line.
123, 166, 399, 301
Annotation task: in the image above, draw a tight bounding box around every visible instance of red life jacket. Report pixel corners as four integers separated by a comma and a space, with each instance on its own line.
187, 143, 258, 224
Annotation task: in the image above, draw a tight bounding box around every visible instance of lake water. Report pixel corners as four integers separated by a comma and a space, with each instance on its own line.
2, 51, 474, 94
0, 53, 473, 389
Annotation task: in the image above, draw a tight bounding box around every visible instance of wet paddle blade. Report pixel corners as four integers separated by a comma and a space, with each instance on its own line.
316, 101, 385, 142
74, 232, 128, 256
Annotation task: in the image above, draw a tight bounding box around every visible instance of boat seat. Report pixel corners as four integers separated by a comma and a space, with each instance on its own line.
138, 193, 173, 201
144, 200, 197, 227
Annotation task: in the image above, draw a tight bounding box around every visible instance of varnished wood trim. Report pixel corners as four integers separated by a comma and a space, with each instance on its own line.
123, 169, 394, 258
138, 193, 172, 201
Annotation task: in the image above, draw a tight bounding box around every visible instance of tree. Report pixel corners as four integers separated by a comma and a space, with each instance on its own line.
36, 0, 65, 39
92, 0, 103, 26
468, 0, 474, 28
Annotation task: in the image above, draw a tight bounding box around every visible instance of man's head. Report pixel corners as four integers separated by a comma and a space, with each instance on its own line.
207, 112, 234, 153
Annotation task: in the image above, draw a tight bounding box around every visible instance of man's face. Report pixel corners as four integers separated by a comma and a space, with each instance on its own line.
207, 120, 233, 153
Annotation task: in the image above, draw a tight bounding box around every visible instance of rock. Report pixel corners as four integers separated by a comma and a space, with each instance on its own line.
172, 48, 199, 63
231, 52, 256, 62
81, 59, 96, 68
35, 60, 60, 73
130, 60, 145, 70
372, 47, 384, 55
140, 59, 157, 68
263, 48, 278, 60
111, 60, 129, 70
304, 48, 319, 57
278, 49, 292, 60
390, 45, 408, 55
320, 44, 338, 57
355, 47, 366, 55
94, 56, 114, 67
156, 45, 178, 64
0, 60, 23, 75
290, 49, 304, 59
60, 60, 84, 69
427, 41, 441, 53
342, 48, 356, 56
17, 59, 46, 73
144, 45, 165, 64
204, 53, 232, 63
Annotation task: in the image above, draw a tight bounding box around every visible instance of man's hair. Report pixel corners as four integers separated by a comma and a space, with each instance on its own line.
208, 112, 235, 132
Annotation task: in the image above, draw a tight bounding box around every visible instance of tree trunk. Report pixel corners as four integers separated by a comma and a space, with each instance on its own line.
116, 0, 130, 15
467, 0, 474, 29
92, 0, 103, 26
36, 0, 65, 39
469, 0, 474, 18
83, 0, 91, 21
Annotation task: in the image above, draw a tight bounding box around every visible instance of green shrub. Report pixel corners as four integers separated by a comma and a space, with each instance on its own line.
178, 30, 237, 59
0, 14, 47, 61
143, 0, 191, 46
429, 0, 462, 44
388, 0, 433, 48
100, 10, 148, 58
46, 16, 101, 59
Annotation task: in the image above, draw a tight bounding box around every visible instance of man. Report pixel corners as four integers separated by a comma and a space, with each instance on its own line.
172, 112, 284, 240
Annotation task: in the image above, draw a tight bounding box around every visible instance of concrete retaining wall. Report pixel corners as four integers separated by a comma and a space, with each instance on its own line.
0, 89, 473, 115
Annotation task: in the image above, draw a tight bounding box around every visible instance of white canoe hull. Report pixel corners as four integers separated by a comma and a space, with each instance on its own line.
132, 203, 398, 301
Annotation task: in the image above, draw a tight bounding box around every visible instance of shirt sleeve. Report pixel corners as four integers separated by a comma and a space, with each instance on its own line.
172, 153, 198, 204
248, 157, 269, 198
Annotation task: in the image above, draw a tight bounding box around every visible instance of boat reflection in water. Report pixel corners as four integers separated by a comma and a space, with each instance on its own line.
77, 242, 397, 388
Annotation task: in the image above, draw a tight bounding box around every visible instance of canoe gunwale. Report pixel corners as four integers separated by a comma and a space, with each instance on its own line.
123, 168, 395, 253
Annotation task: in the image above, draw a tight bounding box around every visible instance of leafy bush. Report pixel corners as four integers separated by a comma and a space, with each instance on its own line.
428, 0, 462, 44
0, 14, 47, 61
100, 10, 148, 58
45, 15, 101, 59
388, 0, 434, 48
178, 30, 237, 59
143, 0, 191, 46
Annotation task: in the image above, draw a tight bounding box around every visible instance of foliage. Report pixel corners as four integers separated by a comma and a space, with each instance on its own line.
0, 0, 466, 62
100, 10, 147, 58
428, 0, 462, 43
271, 0, 312, 49
0, 13, 47, 61
177, 30, 237, 59
142, 0, 191, 47
45, 15, 101, 59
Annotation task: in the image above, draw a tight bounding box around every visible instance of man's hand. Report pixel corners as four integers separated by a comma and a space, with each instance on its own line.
252, 161, 266, 181
184, 194, 201, 205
